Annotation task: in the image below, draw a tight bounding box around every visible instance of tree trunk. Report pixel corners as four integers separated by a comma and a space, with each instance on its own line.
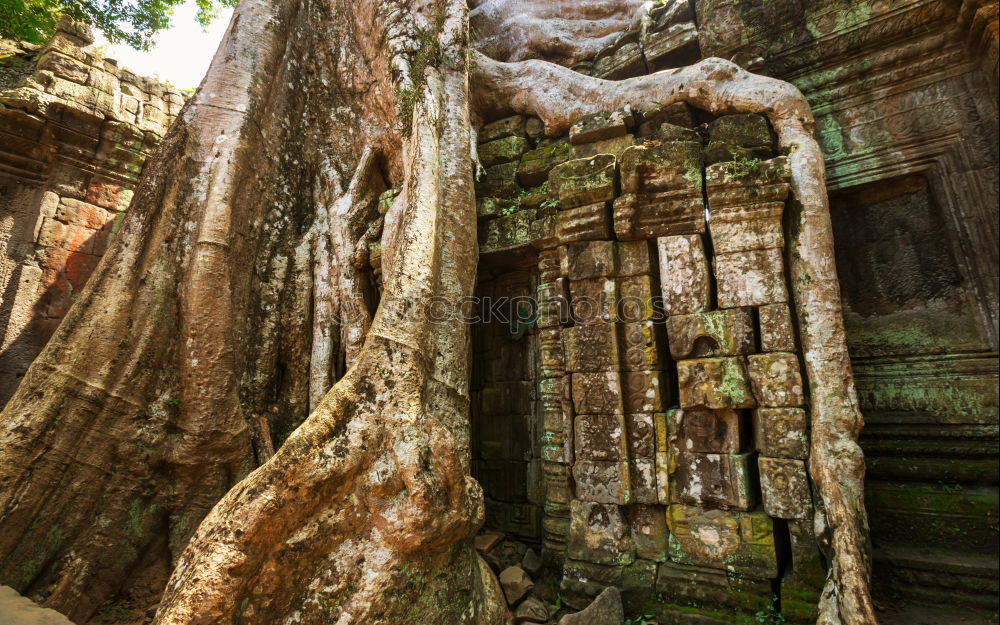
0, 1, 876, 624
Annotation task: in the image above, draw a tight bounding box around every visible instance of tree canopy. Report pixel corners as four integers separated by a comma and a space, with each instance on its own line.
0, 0, 235, 49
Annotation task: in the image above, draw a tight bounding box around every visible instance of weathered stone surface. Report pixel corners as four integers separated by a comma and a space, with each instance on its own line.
619, 141, 702, 194
613, 191, 705, 240
475, 530, 505, 553
616, 240, 655, 277
571, 372, 623, 415
708, 204, 783, 254
758, 457, 812, 519
629, 505, 668, 562
514, 596, 549, 623
657, 234, 711, 316
521, 548, 543, 577
666, 308, 755, 359
476, 161, 521, 198
538, 328, 565, 377
666, 504, 779, 577
572, 134, 635, 159
565, 323, 619, 372
480, 115, 526, 143
566, 240, 616, 280
787, 519, 826, 588
573, 459, 631, 505
747, 352, 805, 407
637, 103, 696, 136
550, 155, 617, 209
592, 39, 646, 79
499, 566, 534, 605
676, 357, 756, 409
675, 407, 745, 454
480, 208, 536, 253
569, 278, 616, 325
653, 412, 670, 504
621, 320, 665, 371
630, 456, 659, 505
479, 135, 530, 168
558, 586, 624, 625
626, 412, 655, 458
536, 279, 569, 329
705, 114, 774, 165
556, 202, 612, 243
675, 451, 756, 510
754, 407, 808, 459
518, 140, 574, 187
621, 370, 667, 413
714, 247, 788, 308
567, 500, 635, 565
758, 303, 796, 352
575, 414, 626, 461
655, 561, 772, 612
617, 274, 658, 323
569, 111, 629, 145
705, 157, 790, 253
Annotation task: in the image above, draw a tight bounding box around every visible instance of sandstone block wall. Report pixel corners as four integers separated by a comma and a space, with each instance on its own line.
0, 18, 182, 405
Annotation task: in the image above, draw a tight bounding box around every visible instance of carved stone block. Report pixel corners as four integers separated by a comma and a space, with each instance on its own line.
569, 277, 616, 324
565, 322, 620, 372
536, 278, 569, 329
706, 114, 773, 151
613, 191, 705, 240
567, 500, 635, 566
621, 370, 667, 413
759, 303, 797, 352
544, 462, 574, 506
575, 413, 627, 461
666, 308, 755, 359
708, 203, 784, 254
631, 456, 659, 504
657, 234, 711, 316
537, 247, 562, 282
572, 134, 635, 159
666, 504, 779, 578
619, 141, 703, 194
617, 274, 658, 322
566, 239, 616, 280
747, 352, 805, 407
556, 202, 612, 243
621, 320, 665, 371
573, 459, 631, 504
538, 328, 565, 378
627, 412, 656, 458
676, 407, 745, 454
676, 357, 756, 409
572, 371, 623, 415
754, 407, 808, 459
675, 451, 756, 510
759, 457, 812, 519
480, 209, 536, 253
629, 505, 668, 562
616, 239, 656, 277
656, 561, 773, 612
549, 154, 617, 209
714, 248, 788, 308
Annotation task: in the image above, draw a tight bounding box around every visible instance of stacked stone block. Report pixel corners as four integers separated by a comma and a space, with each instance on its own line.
473, 107, 825, 620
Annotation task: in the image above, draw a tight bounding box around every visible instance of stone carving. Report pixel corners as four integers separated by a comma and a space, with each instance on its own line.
675, 407, 745, 454
758, 457, 812, 520
676, 357, 756, 409
567, 500, 635, 566
754, 407, 808, 460
666, 308, 755, 359
550, 154, 617, 209
666, 504, 779, 578
747, 352, 805, 408
657, 234, 711, 316
674, 451, 756, 510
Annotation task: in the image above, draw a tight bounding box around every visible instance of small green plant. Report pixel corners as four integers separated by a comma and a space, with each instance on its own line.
555, 593, 562, 610
539, 199, 559, 210
752, 595, 786, 625
624, 613, 656, 625
728, 155, 762, 179
165, 397, 179, 406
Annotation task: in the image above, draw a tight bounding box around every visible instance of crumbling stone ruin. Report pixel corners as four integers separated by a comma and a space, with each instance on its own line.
0, 19, 182, 406
0, 0, 996, 623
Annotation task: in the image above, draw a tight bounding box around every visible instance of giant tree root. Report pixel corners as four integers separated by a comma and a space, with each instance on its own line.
471, 52, 876, 625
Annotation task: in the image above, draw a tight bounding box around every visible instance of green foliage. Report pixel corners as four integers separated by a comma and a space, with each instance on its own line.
539, 198, 559, 210
624, 613, 656, 625
0, 0, 236, 51
727, 155, 762, 179
752, 595, 786, 625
